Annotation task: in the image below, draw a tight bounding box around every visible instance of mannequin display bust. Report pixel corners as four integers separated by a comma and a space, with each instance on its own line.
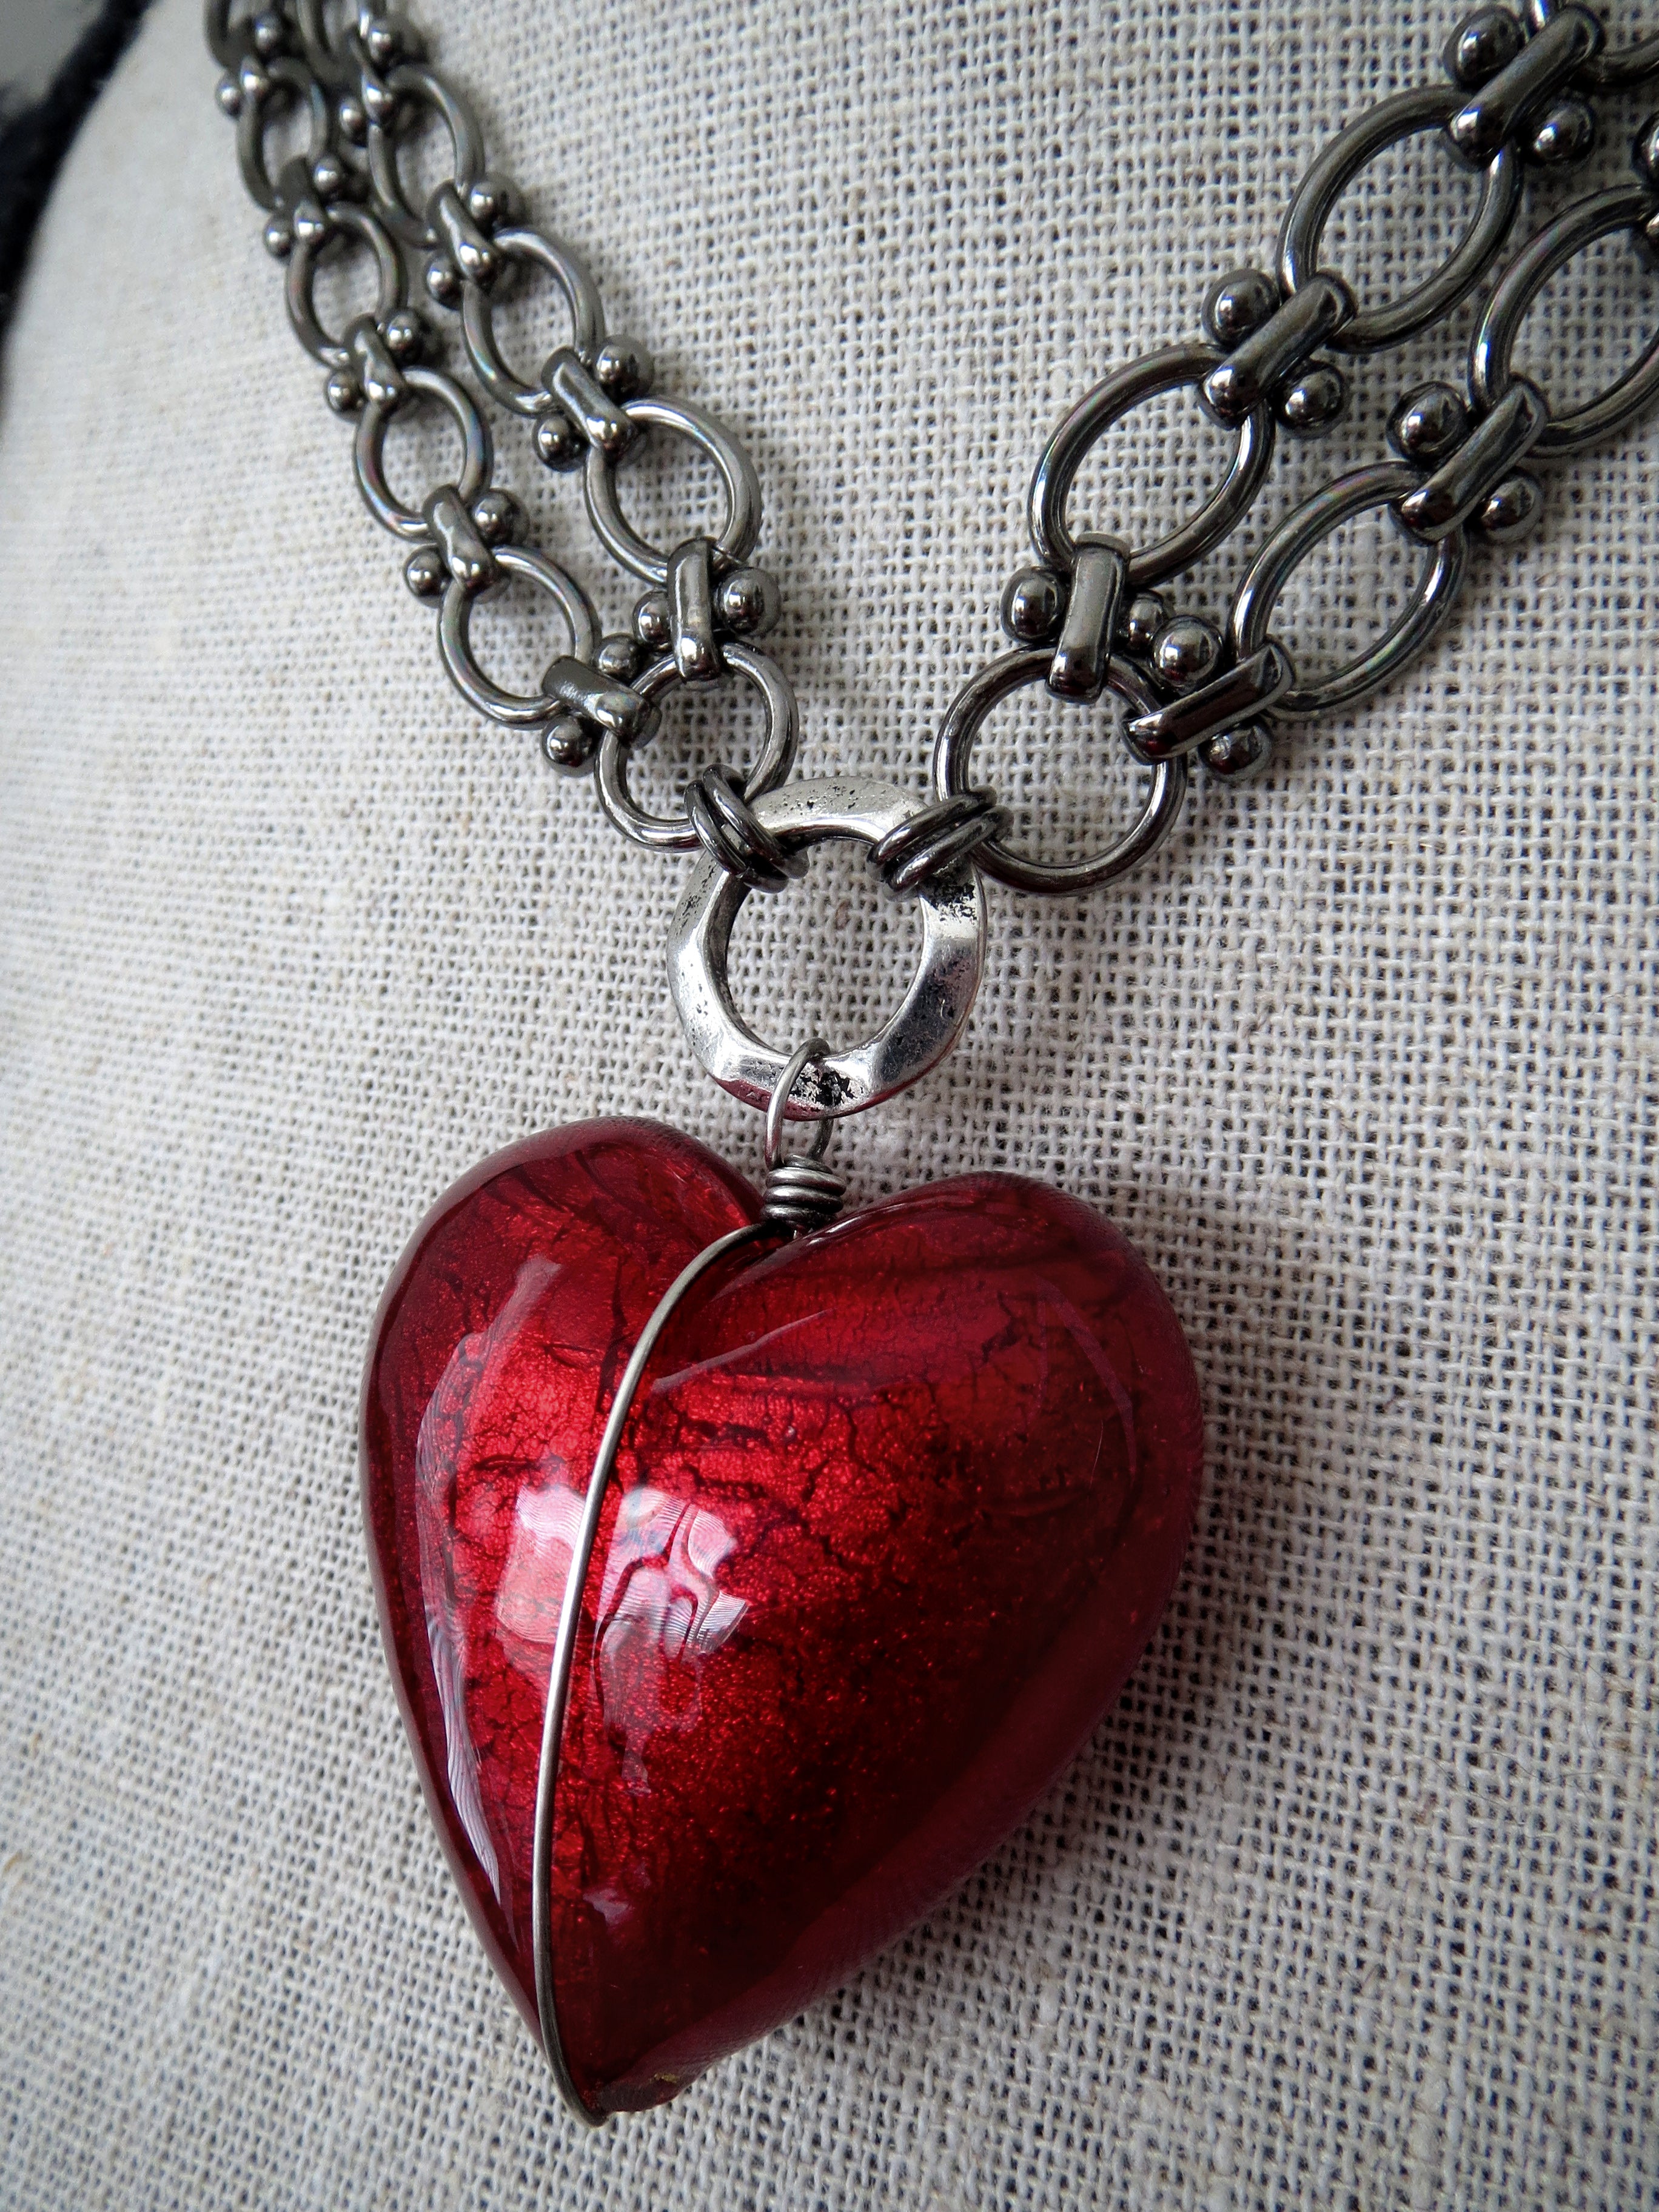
1, 1, 1655, 2204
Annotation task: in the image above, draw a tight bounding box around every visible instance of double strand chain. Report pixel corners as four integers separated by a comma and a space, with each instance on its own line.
207, 0, 1659, 1142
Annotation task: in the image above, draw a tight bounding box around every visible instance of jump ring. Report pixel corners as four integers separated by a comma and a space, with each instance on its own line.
437, 546, 600, 726
594, 643, 797, 851
931, 648, 1187, 895
764, 1037, 835, 1165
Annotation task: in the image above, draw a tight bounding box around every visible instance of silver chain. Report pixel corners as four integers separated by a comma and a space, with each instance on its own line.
207, 0, 1659, 1097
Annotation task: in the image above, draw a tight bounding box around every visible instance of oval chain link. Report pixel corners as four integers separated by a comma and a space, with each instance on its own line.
212, 5, 1659, 954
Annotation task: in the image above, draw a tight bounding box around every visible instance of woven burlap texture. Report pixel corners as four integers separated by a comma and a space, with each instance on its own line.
2, 0, 1655, 2204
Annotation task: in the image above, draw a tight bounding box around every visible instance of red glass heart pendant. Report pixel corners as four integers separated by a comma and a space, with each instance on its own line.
363, 1119, 1202, 2116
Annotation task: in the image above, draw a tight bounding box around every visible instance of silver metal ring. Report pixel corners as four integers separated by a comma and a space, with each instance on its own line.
669, 775, 987, 1118
594, 643, 797, 851
352, 366, 492, 541
235, 56, 332, 210
366, 61, 484, 246
1027, 343, 1274, 589
460, 226, 605, 416
1279, 85, 1521, 355
583, 397, 763, 585
437, 546, 599, 726
285, 203, 407, 368
1471, 184, 1659, 458
763, 1036, 834, 1164
1228, 461, 1467, 719
931, 647, 1188, 895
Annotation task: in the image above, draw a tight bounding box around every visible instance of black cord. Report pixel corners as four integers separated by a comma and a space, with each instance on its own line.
1, 1, 155, 335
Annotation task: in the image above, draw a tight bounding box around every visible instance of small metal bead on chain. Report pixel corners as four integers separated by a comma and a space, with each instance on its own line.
1444, 6, 1526, 87
211, 0, 1659, 1152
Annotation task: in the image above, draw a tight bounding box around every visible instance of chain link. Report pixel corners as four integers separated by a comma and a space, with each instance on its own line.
210, 0, 793, 840
210, 0, 1659, 1067
957, 0, 1659, 863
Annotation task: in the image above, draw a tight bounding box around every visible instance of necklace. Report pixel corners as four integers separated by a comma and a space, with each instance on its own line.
209, 0, 1659, 2124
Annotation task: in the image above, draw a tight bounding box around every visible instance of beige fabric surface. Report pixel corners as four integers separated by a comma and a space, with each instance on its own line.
2, 1, 1657, 2204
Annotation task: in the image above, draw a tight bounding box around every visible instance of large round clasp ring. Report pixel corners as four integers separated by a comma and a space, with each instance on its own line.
1027, 342, 1273, 589
931, 648, 1188, 894
584, 397, 763, 585
595, 643, 798, 851
1279, 85, 1520, 355
669, 776, 987, 1119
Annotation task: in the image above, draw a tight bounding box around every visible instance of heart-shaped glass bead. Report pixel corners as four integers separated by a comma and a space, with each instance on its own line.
363, 1119, 1201, 2114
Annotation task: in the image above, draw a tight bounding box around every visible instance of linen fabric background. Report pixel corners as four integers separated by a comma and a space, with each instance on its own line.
2, 1, 1656, 2204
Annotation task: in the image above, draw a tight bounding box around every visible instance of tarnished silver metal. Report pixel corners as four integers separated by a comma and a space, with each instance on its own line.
669, 776, 987, 1118
460, 227, 604, 414
1201, 273, 1355, 425
354, 364, 491, 539
595, 642, 799, 851
1047, 535, 1128, 702
1280, 84, 1521, 352
1228, 464, 1469, 719
365, 61, 484, 244
932, 648, 1188, 895
586, 397, 763, 584
1395, 377, 1548, 540
1125, 643, 1296, 765
1028, 343, 1275, 589
1447, 5, 1603, 166
437, 543, 598, 724
1471, 183, 1659, 455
